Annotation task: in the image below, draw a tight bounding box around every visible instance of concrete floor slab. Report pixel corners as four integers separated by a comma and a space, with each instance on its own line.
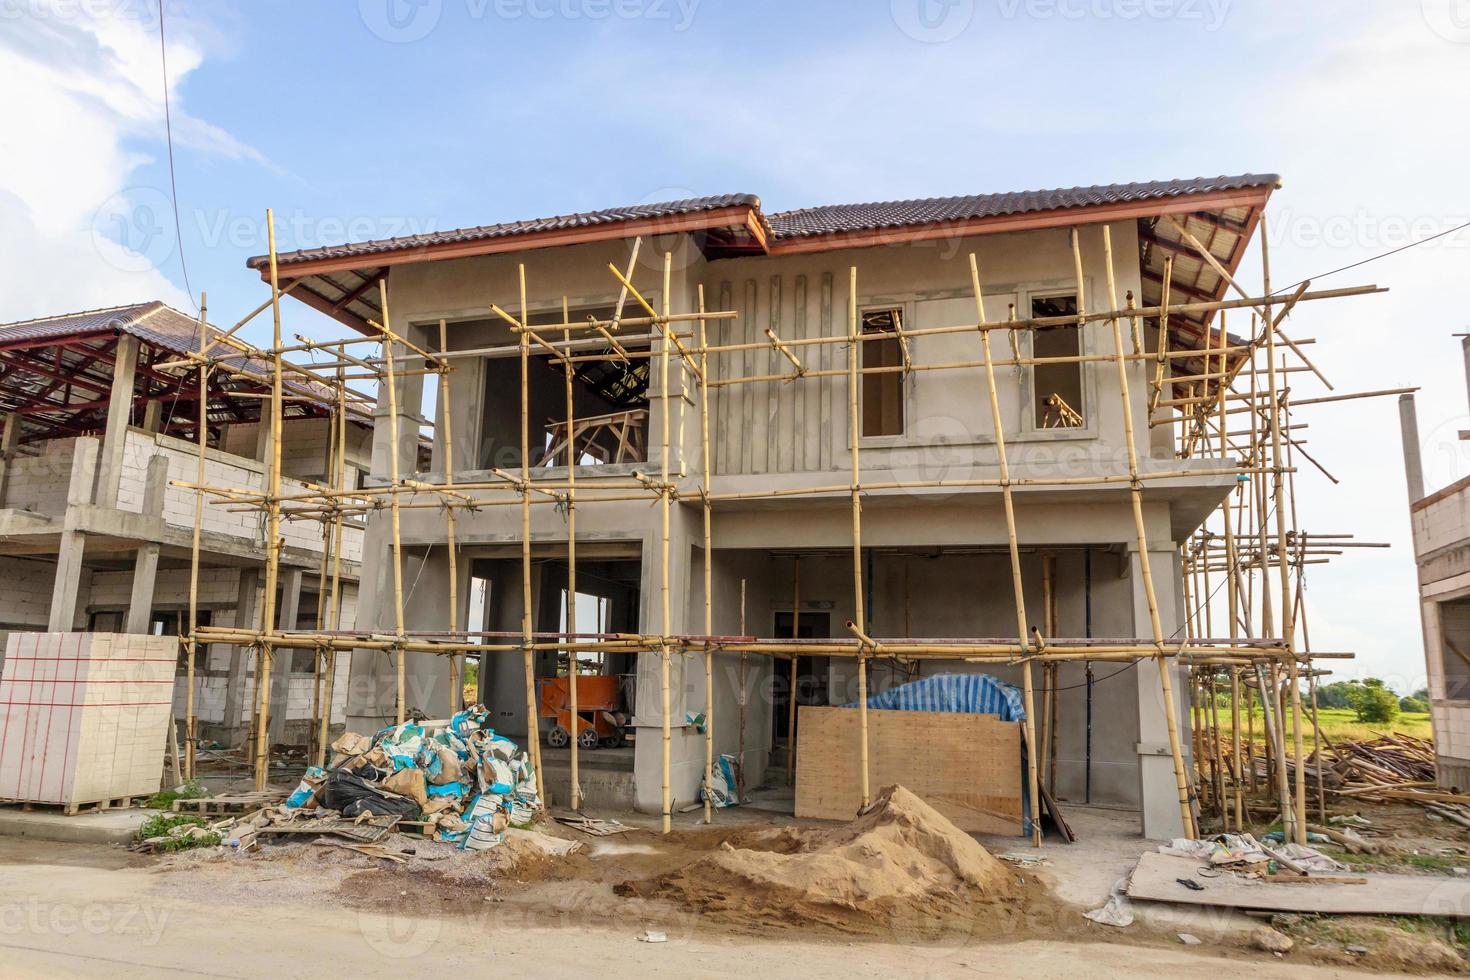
0, 805, 148, 846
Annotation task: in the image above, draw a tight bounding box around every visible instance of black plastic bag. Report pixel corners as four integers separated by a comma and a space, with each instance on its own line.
319, 769, 420, 819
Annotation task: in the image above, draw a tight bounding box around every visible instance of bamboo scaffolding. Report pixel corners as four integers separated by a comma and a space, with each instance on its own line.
173, 200, 1381, 847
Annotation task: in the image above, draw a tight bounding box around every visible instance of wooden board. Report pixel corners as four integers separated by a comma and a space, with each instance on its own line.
1127, 852, 1470, 917
795, 705, 1022, 835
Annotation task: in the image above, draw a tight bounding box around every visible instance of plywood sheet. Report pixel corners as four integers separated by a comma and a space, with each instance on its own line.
1127, 852, 1470, 917
795, 705, 1022, 835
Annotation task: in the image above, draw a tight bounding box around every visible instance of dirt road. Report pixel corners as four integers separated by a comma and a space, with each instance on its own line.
0, 852, 1390, 979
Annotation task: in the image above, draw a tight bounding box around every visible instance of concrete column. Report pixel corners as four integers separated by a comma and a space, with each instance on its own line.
0, 412, 18, 504
268, 567, 304, 744
1400, 393, 1425, 503
124, 456, 170, 634
94, 333, 139, 509
1130, 545, 1191, 841
369, 322, 428, 481
253, 418, 274, 465
223, 568, 261, 745
142, 399, 163, 434
48, 438, 99, 632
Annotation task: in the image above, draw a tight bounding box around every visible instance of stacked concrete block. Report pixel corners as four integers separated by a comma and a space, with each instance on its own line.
0, 632, 177, 810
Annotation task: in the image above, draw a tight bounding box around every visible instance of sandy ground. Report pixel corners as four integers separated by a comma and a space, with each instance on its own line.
0, 844, 1396, 979
0, 795, 1463, 978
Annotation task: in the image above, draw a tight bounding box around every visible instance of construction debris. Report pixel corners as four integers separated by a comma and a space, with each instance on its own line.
171, 706, 546, 857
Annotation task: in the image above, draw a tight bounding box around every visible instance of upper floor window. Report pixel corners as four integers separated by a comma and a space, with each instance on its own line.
861, 308, 904, 437
1030, 294, 1083, 429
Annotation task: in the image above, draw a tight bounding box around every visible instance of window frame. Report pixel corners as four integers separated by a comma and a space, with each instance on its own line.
856, 303, 911, 444
1020, 286, 1096, 438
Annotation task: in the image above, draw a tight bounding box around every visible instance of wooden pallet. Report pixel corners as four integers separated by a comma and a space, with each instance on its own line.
3, 797, 134, 816
171, 792, 285, 816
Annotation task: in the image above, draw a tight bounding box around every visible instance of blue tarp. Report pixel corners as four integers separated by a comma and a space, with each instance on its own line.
845, 672, 1027, 722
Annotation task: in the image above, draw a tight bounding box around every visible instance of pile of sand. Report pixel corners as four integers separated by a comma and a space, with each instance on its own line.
620, 785, 1021, 934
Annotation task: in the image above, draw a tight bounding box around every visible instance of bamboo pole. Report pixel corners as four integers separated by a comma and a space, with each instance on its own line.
1259, 218, 1308, 846
515, 266, 545, 803
562, 297, 581, 812
252, 212, 287, 792
968, 252, 1040, 845
184, 292, 208, 780
659, 251, 673, 835
380, 279, 408, 727
1091, 226, 1195, 839
699, 285, 715, 825
316, 351, 347, 768
848, 268, 870, 809
440, 319, 462, 716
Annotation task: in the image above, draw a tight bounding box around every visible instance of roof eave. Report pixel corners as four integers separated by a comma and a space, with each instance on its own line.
765, 183, 1275, 256
250, 203, 765, 281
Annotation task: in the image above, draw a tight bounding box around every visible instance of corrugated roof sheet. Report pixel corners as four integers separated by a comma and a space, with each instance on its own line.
248, 194, 761, 269
766, 174, 1279, 239
246, 174, 1278, 269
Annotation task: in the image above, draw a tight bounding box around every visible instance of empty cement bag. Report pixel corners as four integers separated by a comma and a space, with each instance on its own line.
320, 770, 420, 820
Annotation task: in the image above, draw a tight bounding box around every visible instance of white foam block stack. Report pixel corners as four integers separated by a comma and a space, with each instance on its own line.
0, 633, 178, 808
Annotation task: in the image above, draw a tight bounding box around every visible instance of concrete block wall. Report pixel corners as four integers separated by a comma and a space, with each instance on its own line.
116, 429, 363, 561
220, 418, 372, 482
0, 556, 80, 632
1, 438, 78, 516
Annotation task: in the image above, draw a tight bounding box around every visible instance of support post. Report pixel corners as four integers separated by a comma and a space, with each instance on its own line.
48, 437, 99, 632
123, 455, 169, 634
94, 334, 139, 509
1399, 393, 1425, 503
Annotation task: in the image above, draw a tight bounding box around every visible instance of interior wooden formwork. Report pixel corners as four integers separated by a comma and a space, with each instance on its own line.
161, 207, 1403, 845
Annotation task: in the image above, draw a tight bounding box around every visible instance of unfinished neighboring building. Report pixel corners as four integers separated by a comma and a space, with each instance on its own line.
1404, 342, 1470, 788
222, 173, 1354, 840
0, 302, 370, 749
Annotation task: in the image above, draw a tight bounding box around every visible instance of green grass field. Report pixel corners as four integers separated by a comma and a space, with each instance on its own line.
1203, 705, 1431, 751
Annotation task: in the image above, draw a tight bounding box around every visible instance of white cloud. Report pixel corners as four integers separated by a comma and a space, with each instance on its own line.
0, 1, 260, 318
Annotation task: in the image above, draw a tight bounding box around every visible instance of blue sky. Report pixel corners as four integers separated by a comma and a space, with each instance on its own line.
3, 0, 1469, 689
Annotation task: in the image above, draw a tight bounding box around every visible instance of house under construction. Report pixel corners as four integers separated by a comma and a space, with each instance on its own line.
137, 173, 1397, 844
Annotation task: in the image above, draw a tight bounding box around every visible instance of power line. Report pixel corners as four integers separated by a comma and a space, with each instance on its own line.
1271, 217, 1470, 298
157, 0, 196, 311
